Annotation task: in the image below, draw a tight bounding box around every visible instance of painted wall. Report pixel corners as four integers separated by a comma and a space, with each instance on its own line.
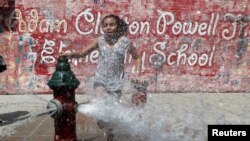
0, 0, 249, 94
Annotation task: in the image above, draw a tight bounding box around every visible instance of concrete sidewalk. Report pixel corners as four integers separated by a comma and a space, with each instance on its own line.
0, 93, 250, 141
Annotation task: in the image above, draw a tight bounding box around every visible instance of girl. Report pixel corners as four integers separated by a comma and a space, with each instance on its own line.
63, 14, 142, 97
62, 14, 142, 141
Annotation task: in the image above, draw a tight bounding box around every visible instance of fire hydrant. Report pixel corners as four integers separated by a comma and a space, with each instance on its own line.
47, 56, 80, 141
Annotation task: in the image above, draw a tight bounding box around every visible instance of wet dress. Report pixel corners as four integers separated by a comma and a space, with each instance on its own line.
94, 35, 131, 94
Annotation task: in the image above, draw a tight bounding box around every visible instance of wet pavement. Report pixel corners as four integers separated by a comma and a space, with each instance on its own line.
0, 93, 250, 141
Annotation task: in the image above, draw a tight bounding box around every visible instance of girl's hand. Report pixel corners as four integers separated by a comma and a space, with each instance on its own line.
131, 74, 148, 107
135, 72, 147, 85
59, 50, 71, 58
131, 75, 148, 92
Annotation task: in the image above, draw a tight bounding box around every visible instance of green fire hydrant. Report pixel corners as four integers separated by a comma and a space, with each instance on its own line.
47, 56, 80, 141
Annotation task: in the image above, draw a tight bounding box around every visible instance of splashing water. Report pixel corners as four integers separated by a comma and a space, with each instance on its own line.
77, 95, 207, 141
0, 94, 55, 138
23, 110, 57, 141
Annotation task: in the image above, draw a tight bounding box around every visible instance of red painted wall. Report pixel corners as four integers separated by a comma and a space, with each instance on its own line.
0, 0, 249, 94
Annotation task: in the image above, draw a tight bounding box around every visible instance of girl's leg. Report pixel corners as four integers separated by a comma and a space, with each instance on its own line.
93, 82, 107, 99
93, 83, 115, 141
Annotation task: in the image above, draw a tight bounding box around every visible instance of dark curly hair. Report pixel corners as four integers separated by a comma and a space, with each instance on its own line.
101, 14, 128, 38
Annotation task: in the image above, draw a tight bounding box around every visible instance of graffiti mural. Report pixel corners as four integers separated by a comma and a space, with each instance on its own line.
0, 0, 249, 94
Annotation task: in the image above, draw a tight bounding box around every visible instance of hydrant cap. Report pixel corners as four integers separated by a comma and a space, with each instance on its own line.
56, 56, 70, 71
47, 56, 80, 90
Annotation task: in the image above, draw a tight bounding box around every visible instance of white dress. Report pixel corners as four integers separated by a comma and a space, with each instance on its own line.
94, 35, 131, 93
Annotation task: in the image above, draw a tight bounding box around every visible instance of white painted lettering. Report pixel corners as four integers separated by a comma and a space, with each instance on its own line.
156, 10, 174, 35
75, 8, 95, 35
41, 39, 56, 64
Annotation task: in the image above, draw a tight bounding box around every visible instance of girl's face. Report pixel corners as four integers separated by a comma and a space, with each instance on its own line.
102, 17, 118, 36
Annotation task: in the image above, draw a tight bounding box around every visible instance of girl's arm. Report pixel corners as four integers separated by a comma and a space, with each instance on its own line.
62, 38, 99, 58
128, 43, 142, 74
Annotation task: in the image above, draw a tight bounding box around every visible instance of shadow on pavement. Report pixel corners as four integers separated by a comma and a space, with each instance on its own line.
0, 111, 30, 126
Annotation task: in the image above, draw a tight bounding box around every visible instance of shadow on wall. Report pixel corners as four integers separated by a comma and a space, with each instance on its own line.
0, 0, 16, 33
